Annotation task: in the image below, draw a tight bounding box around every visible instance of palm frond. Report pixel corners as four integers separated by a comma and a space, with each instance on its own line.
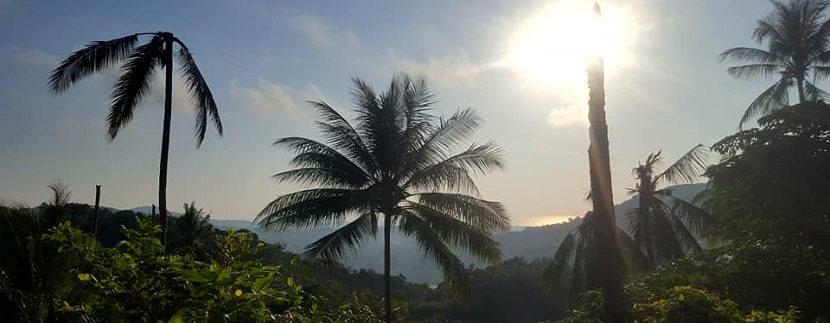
403, 108, 484, 179
665, 195, 716, 235
543, 231, 577, 291
739, 78, 789, 129
272, 167, 369, 189
726, 63, 784, 79
176, 43, 222, 147
667, 212, 703, 254
304, 212, 377, 261
410, 193, 509, 231
406, 142, 504, 192
107, 36, 163, 140
274, 137, 371, 180
719, 47, 781, 63
398, 213, 468, 298
803, 79, 829, 101
309, 100, 377, 173
49, 34, 140, 93
256, 188, 370, 230
400, 74, 436, 129
405, 203, 501, 264
657, 144, 709, 184
814, 65, 830, 79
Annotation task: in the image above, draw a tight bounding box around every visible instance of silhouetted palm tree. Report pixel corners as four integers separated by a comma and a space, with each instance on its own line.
628, 145, 712, 269
0, 183, 81, 321
48, 32, 223, 242
168, 202, 217, 260
721, 0, 830, 127
544, 211, 642, 306
256, 74, 508, 322
585, 3, 627, 321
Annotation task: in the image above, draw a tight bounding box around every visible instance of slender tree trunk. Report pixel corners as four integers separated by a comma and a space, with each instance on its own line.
93, 185, 101, 238
159, 33, 174, 245
586, 4, 628, 322
384, 212, 393, 323
797, 77, 806, 104
639, 175, 654, 269
152, 204, 156, 223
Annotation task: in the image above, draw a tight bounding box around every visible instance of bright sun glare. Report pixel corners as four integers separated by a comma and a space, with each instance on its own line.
506, 1, 636, 86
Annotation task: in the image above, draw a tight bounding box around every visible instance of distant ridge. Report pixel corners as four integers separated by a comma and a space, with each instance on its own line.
93, 183, 707, 283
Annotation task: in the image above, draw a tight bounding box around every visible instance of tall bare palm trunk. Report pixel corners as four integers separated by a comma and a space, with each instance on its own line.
639, 175, 654, 269
797, 77, 806, 103
159, 33, 173, 244
586, 4, 627, 321
384, 212, 392, 322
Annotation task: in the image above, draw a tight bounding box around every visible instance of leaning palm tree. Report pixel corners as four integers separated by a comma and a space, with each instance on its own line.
256, 74, 509, 322
48, 32, 223, 242
627, 144, 713, 269
721, 0, 830, 128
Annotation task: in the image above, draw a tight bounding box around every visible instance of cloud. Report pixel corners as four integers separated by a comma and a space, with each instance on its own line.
390, 51, 484, 87
230, 78, 325, 118
547, 102, 587, 127
294, 15, 360, 51
145, 73, 194, 116
8, 47, 58, 69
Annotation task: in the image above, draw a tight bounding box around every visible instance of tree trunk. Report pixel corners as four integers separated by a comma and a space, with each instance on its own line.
93, 185, 101, 238
159, 33, 174, 245
797, 77, 806, 104
639, 175, 654, 269
586, 4, 628, 322
384, 212, 393, 323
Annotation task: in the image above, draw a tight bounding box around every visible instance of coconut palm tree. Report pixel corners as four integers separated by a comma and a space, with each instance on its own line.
544, 211, 643, 306
627, 144, 713, 269
721, 0, 830, 128
168, 202, 217, 260
48, 32, 223, 243
256, 74, 508, 322
585, 3, 627, 321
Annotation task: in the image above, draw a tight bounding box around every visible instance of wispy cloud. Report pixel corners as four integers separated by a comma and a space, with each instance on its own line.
294, 15, 360, 51
547, 102, 587, 128
7, 47, 58, 69
229, 78, 325, 118
389, 50, 484, 87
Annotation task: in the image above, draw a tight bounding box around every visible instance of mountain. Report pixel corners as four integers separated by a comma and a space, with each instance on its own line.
131, 206, 182, 217
211, 183, 708, 284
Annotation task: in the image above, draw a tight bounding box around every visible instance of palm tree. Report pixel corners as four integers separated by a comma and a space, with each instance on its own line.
48, 32, 223, 243
544, 211, 643, 306
256, 74, 509, 322
721, 0, 830, 128
627, 145, 712, 269
585, 3, 627, 321
168, 202, 217, 260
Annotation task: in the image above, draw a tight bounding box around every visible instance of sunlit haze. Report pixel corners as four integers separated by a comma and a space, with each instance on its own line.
0, 1, 771, 226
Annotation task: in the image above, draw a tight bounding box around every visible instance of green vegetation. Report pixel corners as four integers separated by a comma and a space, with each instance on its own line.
3, 1, 830, 322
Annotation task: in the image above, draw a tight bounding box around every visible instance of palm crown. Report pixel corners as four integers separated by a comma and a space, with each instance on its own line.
721, 0, 830, 128
627, 144, 712, 267
48, 32, 223, 242
256, 74, 509, 300
48, 32, 222, 145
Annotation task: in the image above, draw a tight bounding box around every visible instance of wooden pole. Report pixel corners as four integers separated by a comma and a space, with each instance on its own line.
93, 185, 101, 238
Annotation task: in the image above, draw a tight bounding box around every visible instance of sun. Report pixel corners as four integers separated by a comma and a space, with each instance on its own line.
504, 1, 636, 87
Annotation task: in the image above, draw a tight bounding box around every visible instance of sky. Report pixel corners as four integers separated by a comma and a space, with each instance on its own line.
0, 0, 775, 226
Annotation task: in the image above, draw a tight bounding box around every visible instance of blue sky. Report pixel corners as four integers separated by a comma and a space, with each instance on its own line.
0, 0, 775, 225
